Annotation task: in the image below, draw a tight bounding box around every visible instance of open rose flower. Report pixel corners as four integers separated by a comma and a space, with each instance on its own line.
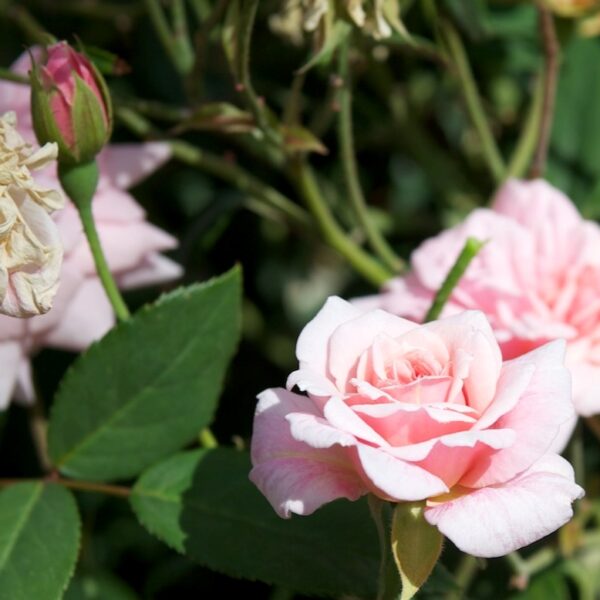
0, 111, 63, 318
0, 51, 182, 408
355, 180, 600, 423
250, 298, 583, 557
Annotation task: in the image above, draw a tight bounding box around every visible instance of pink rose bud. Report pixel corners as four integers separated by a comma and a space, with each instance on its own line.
30, 41, 113, 165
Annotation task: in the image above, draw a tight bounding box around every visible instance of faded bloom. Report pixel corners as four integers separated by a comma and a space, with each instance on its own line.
30, 41, 112, 164
355, 180, 600, 426
0, 50, 182, 409
0, 112, 64, 318
250, 298, 583, 557
270, 0, 406, 45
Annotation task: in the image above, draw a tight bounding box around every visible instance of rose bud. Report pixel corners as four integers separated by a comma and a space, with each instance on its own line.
30, 41, 113, 165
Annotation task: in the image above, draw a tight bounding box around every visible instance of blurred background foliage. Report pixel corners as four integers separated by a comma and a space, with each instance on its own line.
1, 0, 600, 597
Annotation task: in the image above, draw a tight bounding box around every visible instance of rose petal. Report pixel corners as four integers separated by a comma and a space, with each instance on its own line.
250, 388, 365, 517
425, 454, 584, 557
461, 340, 573, 488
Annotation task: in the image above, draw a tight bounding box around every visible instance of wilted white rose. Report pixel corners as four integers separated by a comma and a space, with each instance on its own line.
0, 112, 64, 317
270, 0, 405, 45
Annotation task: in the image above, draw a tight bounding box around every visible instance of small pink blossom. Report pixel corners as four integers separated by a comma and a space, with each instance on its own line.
0, 50, 182, 408
356, 179, 600, 424
250, 297, 583, 557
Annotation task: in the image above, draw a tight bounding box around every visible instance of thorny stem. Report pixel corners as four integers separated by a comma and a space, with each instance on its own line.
445, 555, 480, 600
290, 159, 393, 287
441, 21, 505, 183
116, 106, 309, 227
144, 0, 193, 75
529, 4, 559, 179
337, 38, 403, 273
507, 74, 545, 179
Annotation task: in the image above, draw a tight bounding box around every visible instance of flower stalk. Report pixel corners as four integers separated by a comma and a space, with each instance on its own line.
337, 38, 403, 273
59, 161, 130, 322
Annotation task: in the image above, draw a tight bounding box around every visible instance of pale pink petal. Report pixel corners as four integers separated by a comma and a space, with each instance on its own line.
0, 52, 36, 140
115, 253, 182, 289
13, 358, 35, 406
353, 400, 476, 446
0, 342, 23, 409
295, 296, 362, 378
68, 222, 178, 276
492, 179, 581, 235
412, 209, 534, 295
250, 388, 365, 517
424, 311, 502, 414
286, 368, 341, 399
92, 187, 146, 222
97, 143, 172, 190
425, 455, 584, 557
328, 309, 418, 390
355, 444, 448, 501
461, 340, 573, 487
321, 397, 388, 446
568, 361, 600, 417
42, 279, 114, 351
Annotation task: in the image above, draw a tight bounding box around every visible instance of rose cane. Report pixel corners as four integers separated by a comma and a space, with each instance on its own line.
30, 41, 129, 320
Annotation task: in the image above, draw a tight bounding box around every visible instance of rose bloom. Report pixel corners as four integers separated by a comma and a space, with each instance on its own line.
0, 51, 182, 408
0, 111, 63, 318
250, 298, 583, 557
356, 179, 600, 425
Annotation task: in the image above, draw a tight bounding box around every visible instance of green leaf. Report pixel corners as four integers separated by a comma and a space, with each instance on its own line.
552, 38, 600, 172
130, 448, 379, 598
279, 124, 329, 155
48, 267, 242, 481
391, 502, 443, 600
0, 483, 80, 600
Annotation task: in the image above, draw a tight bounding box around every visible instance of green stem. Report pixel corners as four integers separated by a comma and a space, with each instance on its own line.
529, 5, 559, 179
337, 39, 403, 273
0, 68, 28, 85
79, 199, 130, 321
28, 392, 51, 474
0, 477, 130, 498
116, 107, 308, 227
59, 161, 130, 322
506, 74, 545, 179
290, 159, 393, 287
236, 0, 282, 149
507, 547, 556, 585
170, 0, 195, 74
441, 21, 505, 183
446, 555, 479, 600
144, 0, 192, 75
424, 237, 485, 322
7, 5, 56, 45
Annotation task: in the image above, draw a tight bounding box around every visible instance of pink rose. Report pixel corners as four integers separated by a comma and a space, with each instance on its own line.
356, 179, 600, 421
0, 51, 182, 408
250, 298, 583, 557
